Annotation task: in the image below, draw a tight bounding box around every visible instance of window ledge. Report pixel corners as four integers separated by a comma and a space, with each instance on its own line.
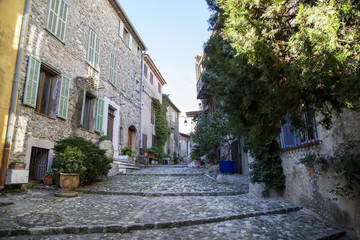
281, 140, 322, 152
44, 28, 66, 45
80, 128, 95, 134
34, 111, 56, 120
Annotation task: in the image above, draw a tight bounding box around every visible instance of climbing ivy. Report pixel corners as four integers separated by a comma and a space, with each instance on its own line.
152, 95, 170, 158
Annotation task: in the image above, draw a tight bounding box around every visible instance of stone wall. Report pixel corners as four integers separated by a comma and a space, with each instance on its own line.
10, 0, 143, 170
281, 110, 360, 238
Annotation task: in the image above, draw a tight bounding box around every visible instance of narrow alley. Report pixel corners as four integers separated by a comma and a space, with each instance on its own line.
0, 164, 345, 239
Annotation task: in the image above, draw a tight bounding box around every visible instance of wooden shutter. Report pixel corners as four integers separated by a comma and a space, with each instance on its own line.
47, 0, 68, 41
142, 134, 147, 149
151, 102, 154, 124
119, 20, 124, 39
94, 33, 100, 69
57, 76, 70, 119
128, 35, 133, 50
95, 98, 104, 133
80, 87, 86, 126
88, 30, 99, 69
56, 0, 68, 41
109, 53, 117, 85
24, 56, 41, 108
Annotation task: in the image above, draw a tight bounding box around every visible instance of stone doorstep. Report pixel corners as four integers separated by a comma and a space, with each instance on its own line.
0, 206, 324, 237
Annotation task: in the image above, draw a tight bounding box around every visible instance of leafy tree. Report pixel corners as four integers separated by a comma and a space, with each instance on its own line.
203, 0, 360, 150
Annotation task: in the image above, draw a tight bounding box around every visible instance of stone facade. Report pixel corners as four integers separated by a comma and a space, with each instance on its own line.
7, 0, 146, 183
280, 110, 360, 238
141, 54, 166, 149
179, 133, 190, 161
165, 98, 180, 157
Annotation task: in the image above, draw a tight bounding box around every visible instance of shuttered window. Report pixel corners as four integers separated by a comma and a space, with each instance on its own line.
150, 73, 153, 84
109, 53, 117, 85
24, 56, 41, 108
151, 102, 154, 124
47, 0, 68, 42
87, 30, 100, 70
57, 76, 70, 119
95, 99, 104, 133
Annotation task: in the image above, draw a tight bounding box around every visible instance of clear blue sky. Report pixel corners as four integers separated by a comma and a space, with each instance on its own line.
119, 0, 211, 132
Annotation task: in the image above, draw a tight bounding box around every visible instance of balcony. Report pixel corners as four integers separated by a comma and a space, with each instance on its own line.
196, 79, 211, 100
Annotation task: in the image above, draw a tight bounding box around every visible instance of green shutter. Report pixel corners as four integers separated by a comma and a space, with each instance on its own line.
119, 20, 124, 39
80, 87, 86, 126
57, 76, 70, 119
109, 53, 117, 85
24, 56, 41, 108
95, 98, 104, 133
47, 0, 68, 42
128, 35, 133, 50
88, 30, 100, 69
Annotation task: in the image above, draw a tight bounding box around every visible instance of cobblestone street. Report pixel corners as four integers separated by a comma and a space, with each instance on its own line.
0, 165, 346, 239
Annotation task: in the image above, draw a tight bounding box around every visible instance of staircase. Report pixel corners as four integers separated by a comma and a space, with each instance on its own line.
112, 155, 139, 174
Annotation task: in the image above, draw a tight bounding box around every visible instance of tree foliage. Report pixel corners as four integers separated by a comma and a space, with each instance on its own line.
191, 110, 236, 162
203, 0, 360, 150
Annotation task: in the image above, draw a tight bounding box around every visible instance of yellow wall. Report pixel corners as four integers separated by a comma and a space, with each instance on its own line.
0, 0, 27, 169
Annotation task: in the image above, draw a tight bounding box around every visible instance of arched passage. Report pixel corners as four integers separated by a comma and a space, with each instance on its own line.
127, 125, 137, 150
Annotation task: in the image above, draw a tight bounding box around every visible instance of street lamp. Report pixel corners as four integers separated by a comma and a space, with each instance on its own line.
184, 119, 188, 126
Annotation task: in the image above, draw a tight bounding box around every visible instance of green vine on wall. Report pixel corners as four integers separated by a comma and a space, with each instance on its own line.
299, 139, 360, 200
152, 95, 170, 158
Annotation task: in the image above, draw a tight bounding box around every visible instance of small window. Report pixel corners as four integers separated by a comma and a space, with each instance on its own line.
123, 28, 132, 50
83, 95, 95, 131
36, 69, 56, 116
144, 64, 148, 78
150, 73, 153, 85
80, 88, 104, 133
119, 19, 124, 39
152, 135, 156, 147
158, 82, 161, 94
87, 30, 100, 70
47, 0, 69, 42
280, 113, 319, 149
109, 53, 117, 85
142, 134, 147, 149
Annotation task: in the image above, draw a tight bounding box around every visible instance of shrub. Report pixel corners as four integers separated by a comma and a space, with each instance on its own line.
121, 146, 137, 158
57, 146, 87, 174
53, 136, 111, 185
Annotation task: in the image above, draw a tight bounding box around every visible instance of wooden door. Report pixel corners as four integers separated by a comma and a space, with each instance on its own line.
107, 108, 115, 140
128, 129, 132, 147
29, 147, 49, 181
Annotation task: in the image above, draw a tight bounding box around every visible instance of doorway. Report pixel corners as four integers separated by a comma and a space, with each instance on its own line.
128, 125, 137, 150
29, 147, 49, 181
107, 107, 115, 140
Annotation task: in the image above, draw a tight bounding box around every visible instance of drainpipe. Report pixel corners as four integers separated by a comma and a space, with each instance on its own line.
139, 50, 146, 151
0, 0, 32, 190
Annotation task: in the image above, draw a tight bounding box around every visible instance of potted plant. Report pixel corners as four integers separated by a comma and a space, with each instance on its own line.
54, 146, 86, 197
121, 146, 137, 159
43, 168, 56, 185
9, 160, 26, 169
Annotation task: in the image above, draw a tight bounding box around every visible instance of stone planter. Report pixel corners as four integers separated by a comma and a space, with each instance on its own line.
43, 176, 53, 185
9, 163, 26, 169
55, 173, 80, 197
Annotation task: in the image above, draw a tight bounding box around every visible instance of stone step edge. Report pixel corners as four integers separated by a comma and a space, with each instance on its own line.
78, 189, 248, 197
123, 173, 204, 176
0, 206, 326, 237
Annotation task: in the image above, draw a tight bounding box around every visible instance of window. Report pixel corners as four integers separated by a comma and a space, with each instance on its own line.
119, 20, 133, 50
87, 30, 100, 69
109, 53, 117, 85
144, 64, 148, 78
23, 56, 70, 119
152, 135, 156, 147
172, 111, 176, 123
80, 88, 104, 132
47, 0, 68, 42
158, 83, 161, 94
151, 102, 154, 124
150, 72, 153, 85
280, 113, 319, 149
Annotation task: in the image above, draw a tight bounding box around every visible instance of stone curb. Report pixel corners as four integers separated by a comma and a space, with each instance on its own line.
124, 173, 204, 176
314, 230, 346, 240
77, 189, 247, 197
0, 206, 305, 237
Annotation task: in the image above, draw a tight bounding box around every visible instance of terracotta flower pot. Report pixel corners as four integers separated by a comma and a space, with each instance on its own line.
9, 163, 26, 169
43, 176, 53, 185
55, 173, 80, 197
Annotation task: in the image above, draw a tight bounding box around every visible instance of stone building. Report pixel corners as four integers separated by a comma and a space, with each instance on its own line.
179, 133, 191, 162
140, 54, 166, 150
5, 0, 147, 185
165, 97, 180, 157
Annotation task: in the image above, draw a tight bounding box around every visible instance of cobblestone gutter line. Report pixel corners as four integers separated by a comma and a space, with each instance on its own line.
0, 206, 305, 237
77, 189, 247, 197
125, 173, 204, 176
